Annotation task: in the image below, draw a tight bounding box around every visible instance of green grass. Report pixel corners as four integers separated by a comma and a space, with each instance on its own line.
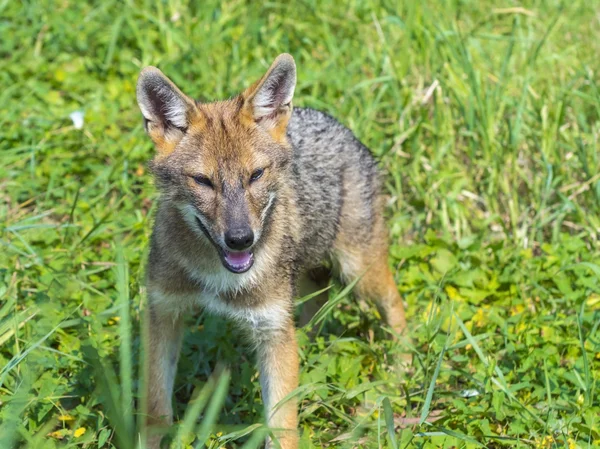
1, 0, 599, 448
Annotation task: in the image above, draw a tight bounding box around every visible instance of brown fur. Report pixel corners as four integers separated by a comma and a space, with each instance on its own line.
136, 54, 408, 449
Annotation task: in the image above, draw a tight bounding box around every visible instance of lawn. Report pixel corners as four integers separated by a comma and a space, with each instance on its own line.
1, 1, 599, 448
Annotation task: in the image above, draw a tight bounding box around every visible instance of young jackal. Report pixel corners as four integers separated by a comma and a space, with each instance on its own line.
136, 54, 407, 448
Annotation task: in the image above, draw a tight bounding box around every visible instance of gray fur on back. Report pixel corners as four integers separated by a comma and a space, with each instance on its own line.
286, 107, 382, 268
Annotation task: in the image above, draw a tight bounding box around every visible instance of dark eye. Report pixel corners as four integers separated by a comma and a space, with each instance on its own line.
193, 175, 213, 188
250, 168, 264, 183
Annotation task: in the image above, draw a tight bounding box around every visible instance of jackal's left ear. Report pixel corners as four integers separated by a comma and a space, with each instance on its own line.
136, 67, 198, 156
243, 54, 296, 137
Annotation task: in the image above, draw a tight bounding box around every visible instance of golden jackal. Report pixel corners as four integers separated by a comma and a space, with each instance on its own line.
136, 54, 407, 449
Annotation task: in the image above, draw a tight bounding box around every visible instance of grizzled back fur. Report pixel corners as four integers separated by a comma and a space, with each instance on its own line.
285, 107, 384, 269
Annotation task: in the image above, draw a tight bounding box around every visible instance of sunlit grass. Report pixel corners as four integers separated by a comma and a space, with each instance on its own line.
1, 1, 599, 448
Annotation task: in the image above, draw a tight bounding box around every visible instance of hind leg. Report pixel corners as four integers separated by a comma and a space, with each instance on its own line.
359, 258, 407, 336
334, 240, 407, 336
328, 158, 407, 337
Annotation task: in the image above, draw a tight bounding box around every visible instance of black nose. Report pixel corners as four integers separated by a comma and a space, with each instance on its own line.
224, 228, 254, 250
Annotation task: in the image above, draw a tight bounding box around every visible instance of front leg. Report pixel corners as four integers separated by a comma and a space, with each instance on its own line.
255, 318, 299, 449
145, 297, 184, 448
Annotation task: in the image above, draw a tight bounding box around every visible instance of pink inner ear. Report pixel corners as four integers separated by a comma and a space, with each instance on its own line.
266, 77, 287, 105
252, 66, 295, 122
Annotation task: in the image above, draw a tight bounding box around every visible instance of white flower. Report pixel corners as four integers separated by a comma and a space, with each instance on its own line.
69, 110, 84, 129
460, 389, 480, 398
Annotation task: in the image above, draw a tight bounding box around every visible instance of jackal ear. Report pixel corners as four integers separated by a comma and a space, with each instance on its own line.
136, 67, 197, 156
243, 54, 296, 137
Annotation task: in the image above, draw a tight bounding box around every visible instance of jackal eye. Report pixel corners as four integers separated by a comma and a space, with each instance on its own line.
250, 168, 264, 183
192, 175, 213, 188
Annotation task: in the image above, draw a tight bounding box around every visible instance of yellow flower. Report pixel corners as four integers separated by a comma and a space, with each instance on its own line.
58, 414, 75, 422
54, 69, 66, 82
445, 285, 464, 302
74, 427, 86, 438
471, 308, 486, 327
535, 435, 554, 448
586, 293, 600, 308
510, 304, 525, 316
421, 302, 439, 321
514, 321, 527, 334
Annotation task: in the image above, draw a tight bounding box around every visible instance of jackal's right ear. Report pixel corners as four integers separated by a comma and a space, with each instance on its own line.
136, 67, 198, 156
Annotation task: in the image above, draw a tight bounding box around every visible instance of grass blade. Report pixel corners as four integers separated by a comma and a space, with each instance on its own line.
116, 245, 134, 439
193, 368, 230, 448
419, 339, 446, 425
383, 397, 398, 449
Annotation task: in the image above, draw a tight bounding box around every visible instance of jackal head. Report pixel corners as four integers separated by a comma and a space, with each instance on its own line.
136, 54, 296, 274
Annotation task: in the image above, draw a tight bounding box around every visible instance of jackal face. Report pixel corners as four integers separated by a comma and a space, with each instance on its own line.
137, 55, 296, 274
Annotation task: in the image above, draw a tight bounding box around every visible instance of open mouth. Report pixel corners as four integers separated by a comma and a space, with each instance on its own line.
195, 217, 255, 274
221, 249, 254, 274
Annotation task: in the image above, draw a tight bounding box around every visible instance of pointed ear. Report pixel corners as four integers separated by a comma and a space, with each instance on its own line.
136, 67, 198, 156
243, 54, 296, 138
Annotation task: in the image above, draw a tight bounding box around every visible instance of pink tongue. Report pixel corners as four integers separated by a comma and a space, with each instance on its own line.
224, 250, 252, 266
